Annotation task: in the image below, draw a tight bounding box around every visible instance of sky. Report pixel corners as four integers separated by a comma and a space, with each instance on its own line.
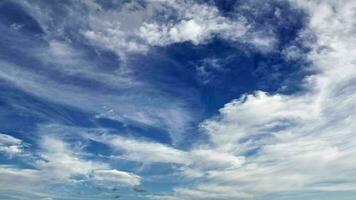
0, 0, 356, 199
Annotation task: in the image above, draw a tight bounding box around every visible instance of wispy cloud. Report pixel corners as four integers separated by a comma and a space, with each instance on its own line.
87, 133, 188, 164
0, 133, 27, 157
0, 134, 141, 198
1, 0, 356, 199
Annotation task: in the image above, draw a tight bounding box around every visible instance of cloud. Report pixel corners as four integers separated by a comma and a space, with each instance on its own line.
0, 165, 44, 189
36, 136, 141, 186
0, 1, 202, 144
87, 132, 246, 181
2, 0, 356, 199
155, 0, 356, 199
80, 0, 276, 55
0, 37, 196, 145
0, 133, 26, 156
93, 169, 141, 186
36, 136, 107, 181
87, 133, 188, 164
1, 0, 282, 146
82, 1, 152, 57
137, 0, 276, 51
0, 135, 141, 199
173, 185, 252, 200
138, 1, 248, 46
14, 0, 279, 58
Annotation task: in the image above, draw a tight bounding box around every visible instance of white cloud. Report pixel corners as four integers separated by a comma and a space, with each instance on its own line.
0, 53, 196, 145
0, 165, 53, 200
88, 132, 246, 181
0, 133, 26, 156
36, 136, 106, 181
152, 196, 181, 200
80, 0, 275, 55
88, 133, 188, 164
82, 1, 153, 58
154, 0, 356, 199
93, 169, 141, 186
3, 0, 356, 199
84, 20, 148, 57
0, 165, 43, 187
2, 0, 278, 146
177, 149, 246, 179
0, 135, 141, 198
14, 0, 278, 59
173, 185, 252, 200
36, 136, 141, 186
139, 3, 247, 46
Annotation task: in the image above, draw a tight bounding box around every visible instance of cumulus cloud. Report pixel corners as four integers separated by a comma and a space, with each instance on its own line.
138, 0, 276, 50
138, 0, 248, 46
155, 0, 356, 199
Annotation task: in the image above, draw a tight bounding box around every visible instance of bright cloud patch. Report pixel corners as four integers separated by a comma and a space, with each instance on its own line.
0, 136, 140, 194
138, 1, 248, 46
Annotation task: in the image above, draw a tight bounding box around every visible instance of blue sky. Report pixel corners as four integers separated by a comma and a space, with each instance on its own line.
1, 0, 356, 199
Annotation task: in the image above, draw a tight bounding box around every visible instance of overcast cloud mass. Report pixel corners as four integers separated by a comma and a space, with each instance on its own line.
1, 0, 356, 199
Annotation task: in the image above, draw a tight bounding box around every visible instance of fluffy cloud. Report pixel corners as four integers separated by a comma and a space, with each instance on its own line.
139, 0, 276, 50
82, 0, 275, 55
138, 0, 248, 46
156, 0, 356, 199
